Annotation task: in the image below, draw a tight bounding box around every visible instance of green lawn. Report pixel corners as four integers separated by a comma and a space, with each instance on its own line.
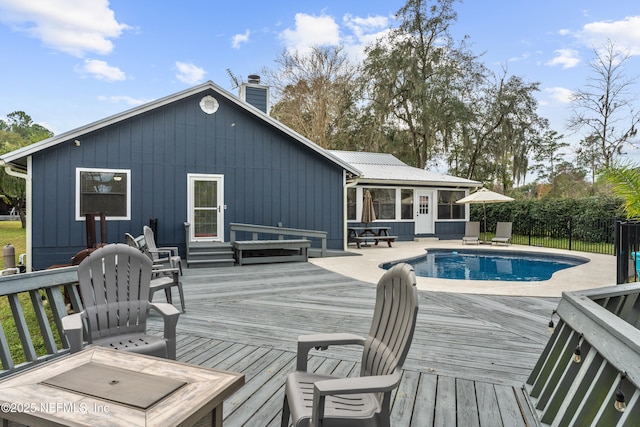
1, 221, 26, 269
0, 221, 62, 365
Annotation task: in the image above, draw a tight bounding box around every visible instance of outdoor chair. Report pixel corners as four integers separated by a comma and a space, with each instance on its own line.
143, 225, 183, 274
462, 221, 480, 245
281, 263, 419, 427
62, 244, 180, 359
125, 232, 185, 312
492, 221, 513, 246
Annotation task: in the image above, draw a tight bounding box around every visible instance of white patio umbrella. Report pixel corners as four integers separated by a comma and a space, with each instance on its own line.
456, 188, 514, 242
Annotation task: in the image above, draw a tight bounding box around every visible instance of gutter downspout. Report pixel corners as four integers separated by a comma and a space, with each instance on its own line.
3, 160, 31, 272
343, 172, 358, 251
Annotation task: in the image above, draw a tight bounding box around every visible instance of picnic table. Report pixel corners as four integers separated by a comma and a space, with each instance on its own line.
348, 226, 397, 248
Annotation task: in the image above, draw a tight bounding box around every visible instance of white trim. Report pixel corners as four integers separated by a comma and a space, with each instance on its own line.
343, 171, 357, 251
26, 157, 32, 272
187, 173, 225, 242
415, 189, 435, 234
75, 167, 131, 221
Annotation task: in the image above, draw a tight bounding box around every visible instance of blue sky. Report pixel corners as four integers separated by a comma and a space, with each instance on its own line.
1, 0, 639, 161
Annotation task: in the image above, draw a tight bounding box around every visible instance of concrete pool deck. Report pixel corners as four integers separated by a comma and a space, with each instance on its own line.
310, 240, 617, 297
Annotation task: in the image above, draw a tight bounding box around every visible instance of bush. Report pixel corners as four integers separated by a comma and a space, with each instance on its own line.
470, 195, 625, 238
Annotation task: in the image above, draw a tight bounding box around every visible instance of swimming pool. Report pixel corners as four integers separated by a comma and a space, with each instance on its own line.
382, 249, 589, 282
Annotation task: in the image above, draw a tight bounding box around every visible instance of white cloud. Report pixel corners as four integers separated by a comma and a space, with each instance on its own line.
508, 52, 531, 63
278, 12, 392, 61
546, 49, 581, 69
0, 0, 129, 56
97, 95, 148, 106
578, 15, 640, 55
342, 14, 391, 59
343, 14, 389, 38
77, 59, 126, 81
279, 13, 341, 53
545, 87, 574, 104
175, 61, 206, 85
231, 30, 250, 49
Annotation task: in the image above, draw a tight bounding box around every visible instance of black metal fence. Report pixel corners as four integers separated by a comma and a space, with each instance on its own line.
509, 216, 616, 255
615, 219, 640, 284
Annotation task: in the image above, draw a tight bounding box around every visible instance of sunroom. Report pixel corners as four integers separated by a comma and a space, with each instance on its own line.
331, 151, 481, 242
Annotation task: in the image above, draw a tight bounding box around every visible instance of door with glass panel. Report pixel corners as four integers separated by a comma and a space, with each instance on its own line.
187, 174, 224, 242
415, 189, 434, 234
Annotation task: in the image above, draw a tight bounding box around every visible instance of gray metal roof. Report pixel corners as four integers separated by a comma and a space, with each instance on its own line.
330, 150, 480, 187
0, 81, 361, 176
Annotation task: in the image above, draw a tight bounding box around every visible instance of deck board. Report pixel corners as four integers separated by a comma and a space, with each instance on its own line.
147, 262, 559, 426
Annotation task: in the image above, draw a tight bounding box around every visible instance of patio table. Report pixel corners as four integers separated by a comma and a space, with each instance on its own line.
348, 226, 396, 248
0, 347, 244, 426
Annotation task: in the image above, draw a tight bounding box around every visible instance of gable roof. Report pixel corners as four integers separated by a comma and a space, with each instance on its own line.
330, 150, 480, 187
0, 81, 361, 176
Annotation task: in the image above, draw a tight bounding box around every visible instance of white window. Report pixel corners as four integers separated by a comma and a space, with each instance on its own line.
437, 190, 465, 220
76, 168, 131, 220
348, 188, 415, 222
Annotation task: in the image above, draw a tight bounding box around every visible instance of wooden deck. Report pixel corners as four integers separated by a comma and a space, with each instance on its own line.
148, 262, 558, 426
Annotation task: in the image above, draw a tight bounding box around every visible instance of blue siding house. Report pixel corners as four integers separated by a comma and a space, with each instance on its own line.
2, 80, 481, 270
1, 81, 359, 270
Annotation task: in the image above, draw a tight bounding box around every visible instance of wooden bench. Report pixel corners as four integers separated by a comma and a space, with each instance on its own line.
232, 239, 311, 265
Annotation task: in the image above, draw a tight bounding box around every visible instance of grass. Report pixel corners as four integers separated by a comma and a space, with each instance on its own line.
1, 220, 26, 269
0, 221, 62, 366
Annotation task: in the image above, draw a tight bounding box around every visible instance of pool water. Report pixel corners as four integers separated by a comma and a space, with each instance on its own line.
383, 249, 588, 282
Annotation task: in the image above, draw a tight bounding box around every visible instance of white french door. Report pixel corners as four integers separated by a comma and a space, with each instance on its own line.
415, 189, 434, 234
187, 174, 224, 242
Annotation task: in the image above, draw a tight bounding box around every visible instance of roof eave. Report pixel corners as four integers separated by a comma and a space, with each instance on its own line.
354, 178, 482, 187
0, 81, 362, 176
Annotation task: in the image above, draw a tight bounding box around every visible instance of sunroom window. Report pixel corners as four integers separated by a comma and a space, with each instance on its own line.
76, 168, 130, 220
366, 188, 396, 220
347, 187, 357, 220
401, 189, 414, 219
437, 190, 465, 220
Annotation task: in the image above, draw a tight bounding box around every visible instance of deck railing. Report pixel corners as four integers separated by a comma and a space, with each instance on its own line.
526, 283, 640, 425
0, 267, 80, 377
229, 223, 327, 257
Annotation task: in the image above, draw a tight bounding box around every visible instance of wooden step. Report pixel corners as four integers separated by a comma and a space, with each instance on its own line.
186, 242, 235, 268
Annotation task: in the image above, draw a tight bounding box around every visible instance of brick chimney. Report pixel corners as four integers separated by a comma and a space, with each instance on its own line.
239, 74, 270, 115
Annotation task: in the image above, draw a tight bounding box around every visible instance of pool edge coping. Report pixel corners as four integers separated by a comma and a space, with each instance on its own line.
309, 240, 617, 298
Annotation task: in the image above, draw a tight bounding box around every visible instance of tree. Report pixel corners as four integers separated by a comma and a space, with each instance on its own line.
264, 45, 360, 149
360, 0, 472, 168
546, 161, 590, 199
0, 111, 53, 227
600, 161, 640, 219
568, 39, 640, 169
575, 133, 603, 189
532, 130, 569, 183
450, 69, 547, 190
